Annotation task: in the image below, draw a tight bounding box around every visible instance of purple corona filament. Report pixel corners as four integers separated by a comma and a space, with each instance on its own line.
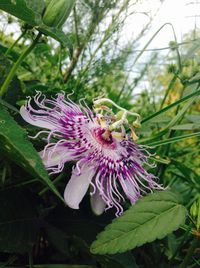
20, 92, 163, 216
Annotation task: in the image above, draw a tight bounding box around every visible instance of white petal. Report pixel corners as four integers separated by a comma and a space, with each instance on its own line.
123, 179, 138, 204
20, 106, 56, 130
64, 165, 96, 209
90, 189, 106, 216
39, 146, 71, 167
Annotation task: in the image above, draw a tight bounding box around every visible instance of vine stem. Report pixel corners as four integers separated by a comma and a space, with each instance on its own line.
4, 30, 26, 56
0, 32, 42, 97
180, 237, 199, 268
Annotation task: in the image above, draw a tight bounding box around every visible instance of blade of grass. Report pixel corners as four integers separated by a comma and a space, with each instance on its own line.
146, 132, 200, 147
141, 89, 200, 124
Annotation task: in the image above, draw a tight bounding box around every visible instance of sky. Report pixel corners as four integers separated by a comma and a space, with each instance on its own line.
122, 0, 200, 49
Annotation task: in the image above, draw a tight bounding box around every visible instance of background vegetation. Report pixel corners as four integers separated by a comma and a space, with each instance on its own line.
0, 0, 200, 267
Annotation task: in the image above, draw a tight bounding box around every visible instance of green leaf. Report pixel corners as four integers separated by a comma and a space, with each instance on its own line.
141, 89, 200, 124
38, 24, 72, 46
90, 191, 187, 255
0, 1, 71, 45
0, 104, 63, 201
102, 252, 139, 268
147, 132, 200, 147
186, 114, 200, 123
0, 188, 39, 253
0, 44, 32, 72
172, 159, 200, 189
170, 123, 200, 130
0, 52, 21, 105
0, 0, 45, 26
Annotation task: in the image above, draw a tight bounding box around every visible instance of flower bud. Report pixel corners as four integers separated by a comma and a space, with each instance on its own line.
43, 0, 75, 29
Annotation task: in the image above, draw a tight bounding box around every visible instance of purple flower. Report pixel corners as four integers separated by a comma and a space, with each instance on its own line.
20, 92, 163, 216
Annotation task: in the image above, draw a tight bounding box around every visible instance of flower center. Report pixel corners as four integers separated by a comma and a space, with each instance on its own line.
92, 127, 116, 149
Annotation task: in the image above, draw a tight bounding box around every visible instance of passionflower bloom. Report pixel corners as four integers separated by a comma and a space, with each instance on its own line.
20, 92, 162, 216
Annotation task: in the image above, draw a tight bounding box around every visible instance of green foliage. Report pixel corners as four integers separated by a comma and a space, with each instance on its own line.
90, 191, 187, 254
0, 104, 63, 201
0, 188, 40, 253
0, 0, 70, 45
0, 0, 200, 267
0, 0, 45, 26
43, 0, 75, 28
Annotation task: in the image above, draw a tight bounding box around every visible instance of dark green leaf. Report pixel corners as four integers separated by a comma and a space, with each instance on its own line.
33, 265, 93, 268
0, 188, 39, 253
90, 191, 187, 254
45, 223, 70, 255
0, 0, 45, 26
0, 104, 63, 201
101, 252, 139, 268
0, 44, 32, 72
46, 205, 107, 244
0, 0, 71, 45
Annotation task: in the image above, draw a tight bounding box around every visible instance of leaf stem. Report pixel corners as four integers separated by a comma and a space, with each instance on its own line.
0, 32, 42, 97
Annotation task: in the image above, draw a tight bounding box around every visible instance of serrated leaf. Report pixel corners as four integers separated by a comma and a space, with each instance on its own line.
0, 104, 63, 201
0, 188, 39, 253
90, 191, 187, 255
0, 0, 45, 26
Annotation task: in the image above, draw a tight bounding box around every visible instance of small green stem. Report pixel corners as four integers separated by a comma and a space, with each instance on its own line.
180, 237, 199, 268
0, 32, 42, 97
28, 251, 33, 268
4, 30, 26, 56
159, 72, 178, 109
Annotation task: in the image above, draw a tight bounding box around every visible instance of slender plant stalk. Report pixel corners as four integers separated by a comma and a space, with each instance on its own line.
180, 237, 199, 268
4, 30, 26, 56
118, 23, 182, 101
28, 251, 33, 268
0, 32, 42, 97
0, 255, 17, 268
160, 72, 178, 109
79, 0, 129, 78
63, 2, 107, 82
73, 4, 80, 47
